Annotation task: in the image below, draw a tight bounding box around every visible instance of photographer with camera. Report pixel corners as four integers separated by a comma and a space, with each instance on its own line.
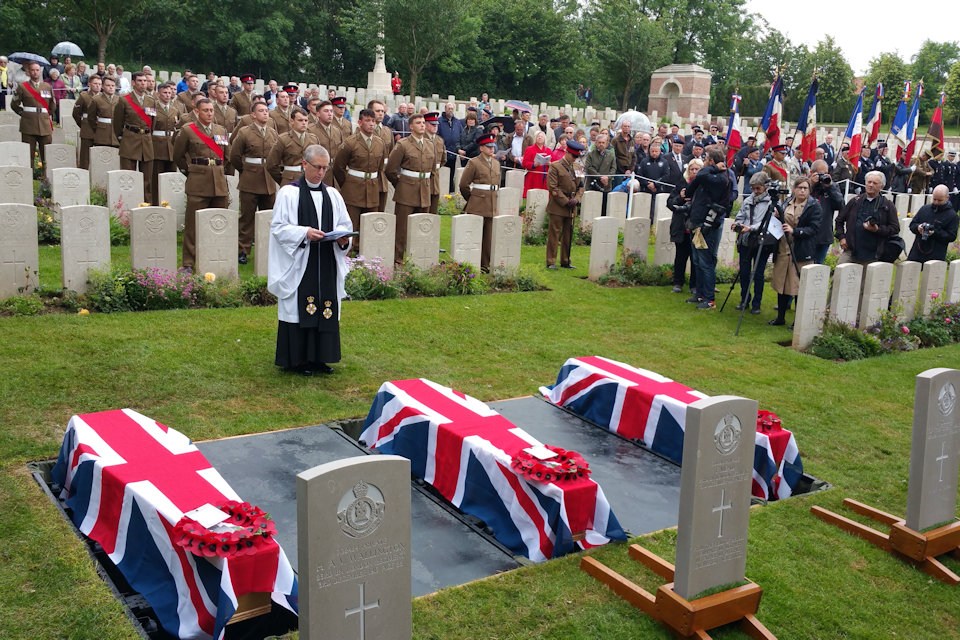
684, 148, 734, 310
732, 173, 778, 313
667, 158, 704, 295
835, 170, 899, 266
907, 185, 958, 263
769, 176, 821, 326
809, 160, 844, 264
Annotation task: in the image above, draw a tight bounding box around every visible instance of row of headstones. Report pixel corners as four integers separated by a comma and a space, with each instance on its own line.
790, 259, 960, 350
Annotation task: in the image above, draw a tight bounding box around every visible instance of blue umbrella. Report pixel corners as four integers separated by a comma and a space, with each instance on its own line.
8, 52, 50, 67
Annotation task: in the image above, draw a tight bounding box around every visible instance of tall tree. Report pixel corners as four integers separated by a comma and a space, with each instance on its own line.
808, 36, 856, 123
865, 52, 910, 119
944, 60, 960, 128
910, 39, 960, 119
50, 0, 148, 63
585, 0, 671, 110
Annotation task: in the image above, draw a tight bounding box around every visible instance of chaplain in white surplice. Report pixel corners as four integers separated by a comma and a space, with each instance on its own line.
267, 145, 353, 375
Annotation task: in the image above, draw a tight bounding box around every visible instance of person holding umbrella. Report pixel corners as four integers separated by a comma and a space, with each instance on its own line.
12, 58, 54, 163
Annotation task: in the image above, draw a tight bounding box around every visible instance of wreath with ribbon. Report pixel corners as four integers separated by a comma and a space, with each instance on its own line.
757, 410, 782, 432
173, 500, 277, 558
511, 445, 591, 483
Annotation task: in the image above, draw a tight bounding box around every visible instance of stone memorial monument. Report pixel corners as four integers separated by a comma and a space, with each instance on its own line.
107, 170, 145, 220
828, 263, 862, 325
891, 261, 921, 321
0, 204, 40, 297
254, 209, 272, 277
858, 262, 894, 328
195, 208, 239, 280
588, 216, 619, 281
622, 217, 650, 259
44, 143, 76, 181
919, 260, 947, 316
1, 165, 33, 205
89, 146, 120, 189
405, 213, 439, 270
489, 215, 522, 271
792, 264, 830, 350
524, 189, 548, 230
449, 214, 482, 267
130, 206, 177, 272
359, 212, 395, 275
60, 205, 110, 293
0, 141, 30, 168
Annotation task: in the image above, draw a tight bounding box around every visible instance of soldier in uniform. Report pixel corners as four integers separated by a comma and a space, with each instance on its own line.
368, 99, 394, 211
267, 107, 320, 187
114, 72, 156, 201
545, 140, 586, 269
212, 84, 238, 175
873, 141, 893, 188
423, 112, 446, 214
308, 100, 342, 186
229, 101, 279, 264
831, 143, 855, 186
331, 107, 386, 239
73, 74, 101, 170
151, 82, 179, 203
269, 85, 295, 135
176, 74, 202, 111
386, 113, 435, 263
171, 98, 230, 270
176, 92, 206, 128
229, 74, 257, 116
11, 60, 55, 162
331, 96, 352, 138
910, 151, 934, 194
91, 76, 120, 148
231, 96, 276, 142
762, 144, 790, 185
459, 132, 501, 271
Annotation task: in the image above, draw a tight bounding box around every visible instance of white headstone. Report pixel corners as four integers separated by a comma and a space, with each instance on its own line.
43, 143, 76, 181
0, 112, 19, 127
622, 217, 650, 260
0, 165, 33, 205
918, 260, 947, 316
297, 456, 412, 640
107, 169, 145, 221
504, 169, 524, 191
579, 191, 602, 231
439, 166, 451, 196
630, 191, 652, 221
195, 208, 239, 280
60, 205, 110, 293
51, 167, 90, 214
0, 141, 30, 168
496, 186, 521, 217
129, 206, 177, 272
588, 217, 619, 281
895, 193, 910, 216
0, 124, 20, 143
405, 213, 440, 269
157, 172, 187, 229
489, 215, 522, 272
858, 261, 894, 328
0, 204, 40, 297
449, 214, 483, 266
674, 396, 759, 600
717, 226, 737, 266
793, 264, 830, 350
524, 189, 548, 230
654, 193, 671, 221
892, 260, 922, 321
606, 191, 628, 227
254, 209, 272, 277
226, 173, 239, 211
946, 260, 960, 304
653, 218, 675, 266
88, 146, 120, 189
904, 368, 960, 531
359, 212, 395, 276
899, 214, 916, 256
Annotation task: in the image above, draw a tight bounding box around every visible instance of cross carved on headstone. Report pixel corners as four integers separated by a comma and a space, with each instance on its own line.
712, 488, 732, 539
76, 248, 100, 267
145, 247, 165, 267
210, 248, 231, 269
2, 249, 27, 286
937, 441, 949, 483
344, 582, 380, 639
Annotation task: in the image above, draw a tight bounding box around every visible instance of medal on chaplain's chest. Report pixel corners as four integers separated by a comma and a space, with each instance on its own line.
322, 300, 333, 319
305, 296, 317, 315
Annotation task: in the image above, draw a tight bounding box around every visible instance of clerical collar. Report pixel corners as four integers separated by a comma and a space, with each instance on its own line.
305, 179, 323, 190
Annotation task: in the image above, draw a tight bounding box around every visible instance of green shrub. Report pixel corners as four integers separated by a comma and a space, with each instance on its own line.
904, 317, 952, 348
85, 268, 135, 312
0, 294, 45, 316
863, 304, 919, 353
808, 315, 882, 361
523, 213, 547, 245
345, 256, 401, 300
600, 252, 672, 286
435, 260, 489, 295
488, 266, 545, 292
240, 276, 277, 306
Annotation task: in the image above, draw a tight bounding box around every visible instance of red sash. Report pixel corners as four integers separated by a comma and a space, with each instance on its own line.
124, 93, 152, 127
22, 83, 54, 132
770, 162, 788, 181
188, 123, 224, 161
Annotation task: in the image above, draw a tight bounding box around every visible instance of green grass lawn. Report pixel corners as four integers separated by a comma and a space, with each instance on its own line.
3, 218, 960, 639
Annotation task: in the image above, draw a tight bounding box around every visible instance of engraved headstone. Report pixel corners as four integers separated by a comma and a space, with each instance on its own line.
654, 192, 671, 221
405, 213, 440, 269
89, 146, 120, 188
829, 263, 862, 325
588, 216, 619, 281
892, 260, 921, 321
130, 206, 177, 272
614, 209, 647, 262
60, 205, 110, 293
858, 261, 894, 328
107, 169, 145, 221
1, 165, 33, 205
524, 188, 548, 230
489, 215, 521, 271
0, 204, 40, 297
606, 191, 628, 227
51, 168, 90, 213
653, 218, 675, 266
0, 124, 20, 143
297, 456, 412, 640
358, 212, 395, 274
449, 214, 482, 266
496, 186, 521, 217
630, 191, 652, 221
43, 143, 76, 181
674, 396, 759, 600
792, 264, 830, 350
0, 112, 19, 127
0, 141, 30, 168
195, 208, 239, 280
919, 260, 947, 316
946, 260, 960, 304
504, 169, 524, 192
905, 368, 960, 531
254, 209, 272, 277
157, 171, 187, 229
579, 191, 602, 231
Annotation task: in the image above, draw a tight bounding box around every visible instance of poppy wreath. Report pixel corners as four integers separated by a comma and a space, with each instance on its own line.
511, 445, 591, 483
173, 500, 277, 558
757, 410, 782, 432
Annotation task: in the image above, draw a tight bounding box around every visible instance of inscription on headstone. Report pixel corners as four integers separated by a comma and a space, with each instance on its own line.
60, 205, 110, 293
792, 264, 830, 350
158, 172, 187, 229
919, 260, 947, 316
0, 141, 30, 168
130, 206, 177, 272
524, 188, 548, 230
195, 208, 239, 281
0, 204, 40, 297
496, 186, 521, 218
1, 165, 33, 205
579, 191, 602, 231
43, 143, 76, 181
89, 146, 120, 189
489, 215, 521, 271
622, 217, 650, 260
107, 169, 145, 221
829, 263, 862, 325
405, 213, 440, 269
606, 191, 628, 227
449, 214, 482, 267
858, 262, 894, 328
892, 260, 921, 321
359, 212, 395, 275
588, 216, 619, 281
51, 167, 90, 215
653, 218, 675, 266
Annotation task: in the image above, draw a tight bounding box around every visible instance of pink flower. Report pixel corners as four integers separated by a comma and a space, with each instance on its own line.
931, 292, 939, 299
901, 326, 910, 334
946, 318, 952, 324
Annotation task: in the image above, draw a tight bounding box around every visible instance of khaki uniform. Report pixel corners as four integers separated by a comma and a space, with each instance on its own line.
762, 159, 789, 185
151, 101, 179, 202
334, 115, 352, 139
428, 133, 446, 214
545, 156, 584, 267
73, 89, 100, 169
171, 122, 230, 268
911, 157, 934, 193
212, 102, 238, 175
230, 114, 276, 143
228, 90, 256, 117
176, 90, 201, 112
114, 92, 156, 201
91, 93, 120, 147
308, 121, 343, 186
332, 131, 386, 232
268, 107, 292, 135
229, 124, 280, 255
12, 80, 54, 161
375, 123, 394, 210
459, 154, 501, 269
266, 130, 319, 187
386, 134, 436, 263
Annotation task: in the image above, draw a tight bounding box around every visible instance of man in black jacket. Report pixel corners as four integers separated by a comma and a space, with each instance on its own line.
835, 170, 899, 266
809, 160, 844, 264
907, 185, 958, 263
685, 148, 733, 309
637, 139, 670, 195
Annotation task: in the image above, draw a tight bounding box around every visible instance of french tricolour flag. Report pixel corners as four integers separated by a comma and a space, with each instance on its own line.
902, 81, 924, 164
891, 81, 912, 160
844, 88, 865, 169
760, 74, 783, 153
865, 83, 883, 147
725, 92, 743, 166
796, 78, 818, 163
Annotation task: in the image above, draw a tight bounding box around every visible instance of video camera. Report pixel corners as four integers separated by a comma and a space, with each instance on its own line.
767, 181, 790, 197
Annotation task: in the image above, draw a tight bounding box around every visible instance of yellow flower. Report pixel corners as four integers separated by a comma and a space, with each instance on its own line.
445, 194, 453, 200
204, 272, 216, 283
45, 216, 53, 223
77, 308, 90, 316
37, 162, 43, 168
160, 200, 170, 207
138, 202, 150, 207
